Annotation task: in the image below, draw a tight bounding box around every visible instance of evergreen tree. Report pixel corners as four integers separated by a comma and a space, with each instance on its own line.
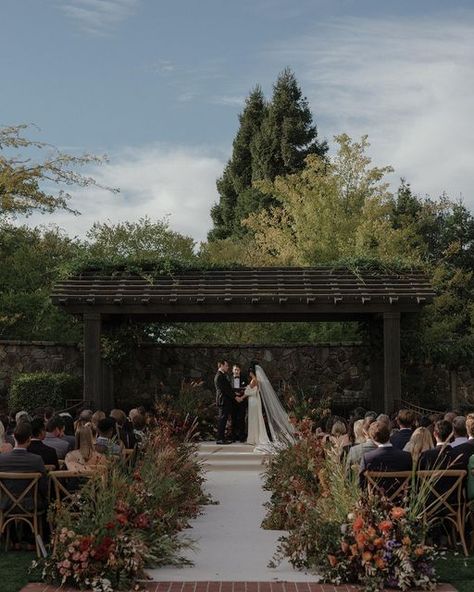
252, 68, 327, 181
208, 70, 327, 241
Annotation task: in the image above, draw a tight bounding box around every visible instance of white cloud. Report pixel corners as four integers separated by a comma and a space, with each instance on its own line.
24, 145, 224, 244
59, 0, 140, 35
268, 14, 474, 207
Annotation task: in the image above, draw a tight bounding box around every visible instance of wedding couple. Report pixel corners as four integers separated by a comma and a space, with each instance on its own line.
214, 360, 294, 451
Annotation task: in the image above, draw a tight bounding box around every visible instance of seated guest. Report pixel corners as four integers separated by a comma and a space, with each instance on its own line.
28, 418, 59, 469
91, 410, 106, 434
0, 420, 13, 453
403, 426, 434, 464
376, 413, 391, 427
390, 409, 415, 449
95, 417, 122, 456
44, 416, 71, 460
65, 426, 107, 472
449, 414, 474, 469
132, 413, 147, 446
418, 420, 452, 470
43, 407, 55, 422
345, 416, 376, 474
360, 421, 412, 490
351, 419, 365, 445
110, 409, 136, 449
74, 409, 93, 432
59, 413, 76, 450
450, 416, 468, 448
0, 422, 48, 508
328, 420, 350, 449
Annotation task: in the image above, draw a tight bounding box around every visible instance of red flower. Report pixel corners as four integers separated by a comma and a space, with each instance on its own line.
134, 513, 151, 529
116, 513, 128, 526
79, 537, 92, 552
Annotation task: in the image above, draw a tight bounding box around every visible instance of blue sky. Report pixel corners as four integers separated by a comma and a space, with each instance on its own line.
2, 0, 474, 242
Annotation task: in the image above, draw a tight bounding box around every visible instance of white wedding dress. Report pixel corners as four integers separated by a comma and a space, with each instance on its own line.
245, 383, 271, 448
243, 365, 295, 452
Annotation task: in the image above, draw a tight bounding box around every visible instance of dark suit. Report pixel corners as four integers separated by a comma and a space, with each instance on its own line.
0, 448, 48, 510
418, 444, 452, 470
448, 439, 474, 470
390, 428, 413, 450
360, 445, 412, 495
28, 439, 59, 470
215, 370, 238, 441
232, 374, 248, 441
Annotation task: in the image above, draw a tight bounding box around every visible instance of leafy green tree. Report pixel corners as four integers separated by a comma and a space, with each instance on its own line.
0, 124, 117, 218
0, 223, 83, 340
86, 216, 196, 262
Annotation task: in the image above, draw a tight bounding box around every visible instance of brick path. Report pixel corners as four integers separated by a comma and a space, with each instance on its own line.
20, 582, 457, 592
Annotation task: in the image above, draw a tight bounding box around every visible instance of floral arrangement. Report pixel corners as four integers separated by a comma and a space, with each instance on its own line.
322, 497, 437, 592
37, 421, 209, 591
266, 424, 438, 592
261, 418, 325, 530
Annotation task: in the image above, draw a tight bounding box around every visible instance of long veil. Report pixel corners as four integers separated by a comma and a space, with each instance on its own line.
255, 365, 295, 446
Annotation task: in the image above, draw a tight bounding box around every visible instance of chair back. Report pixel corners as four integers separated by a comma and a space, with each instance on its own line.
416, 469, 466, 517
49, 470, 96, 515
365, 470, 413, 502
0, 472, 42, 521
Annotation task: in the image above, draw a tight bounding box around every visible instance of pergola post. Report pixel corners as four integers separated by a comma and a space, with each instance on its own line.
83, 313, 102, 409
369, 319, 384, 414
383, 312, 401, 413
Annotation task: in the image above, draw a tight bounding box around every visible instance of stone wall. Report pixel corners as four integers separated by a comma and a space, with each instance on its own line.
113, 342, 371, 410
1, 340, 474, 411
0, 341, 82, 395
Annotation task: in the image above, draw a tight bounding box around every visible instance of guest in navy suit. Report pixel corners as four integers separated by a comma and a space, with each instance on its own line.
418, 420, 452, 470
449, 414, 474, 470
360, 420, 412, 494
390, 409, 415, 450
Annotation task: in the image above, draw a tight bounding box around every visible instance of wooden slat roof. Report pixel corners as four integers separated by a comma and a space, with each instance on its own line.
52, 267, 435, 319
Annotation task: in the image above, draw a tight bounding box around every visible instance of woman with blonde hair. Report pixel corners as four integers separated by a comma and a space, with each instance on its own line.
403, 426, 434, 463
65, 426, 107, 472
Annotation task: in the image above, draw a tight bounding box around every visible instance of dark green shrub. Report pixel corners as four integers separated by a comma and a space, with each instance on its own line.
8, 372, 81, 412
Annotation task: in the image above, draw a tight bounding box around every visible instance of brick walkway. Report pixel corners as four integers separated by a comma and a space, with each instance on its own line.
20, 582, 457, 592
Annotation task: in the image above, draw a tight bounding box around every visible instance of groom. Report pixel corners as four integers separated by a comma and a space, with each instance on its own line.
215, 359, 240, 444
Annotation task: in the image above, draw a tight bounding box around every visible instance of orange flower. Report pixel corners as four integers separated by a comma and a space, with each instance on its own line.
378, 520, 393, 533
374, 537, 385, 549
353, 515, 364, 531
367, 526, 377, 538
356, 533, 368, 548
415, 546, 425, 556
362, 551, 373, 563
328, 554, 338, 567
374, 556, 386, 569
402, 536, 411, 546
350, 544, 358, 556
390, 507, 406, 520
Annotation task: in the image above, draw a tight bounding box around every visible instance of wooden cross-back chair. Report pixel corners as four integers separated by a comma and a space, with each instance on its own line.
0, 472, 45, 557
49, 470, 97, 515
416, 469, 468, 556
364, 470, 413, 503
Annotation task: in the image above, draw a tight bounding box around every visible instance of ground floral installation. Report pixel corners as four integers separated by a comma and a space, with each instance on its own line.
35, 421, 210, 592
264, 419, 439, 592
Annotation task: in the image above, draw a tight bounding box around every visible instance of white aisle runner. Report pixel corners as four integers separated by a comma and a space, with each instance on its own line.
147, 469, 317, 582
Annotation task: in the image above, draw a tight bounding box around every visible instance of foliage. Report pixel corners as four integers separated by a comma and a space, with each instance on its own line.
39, 422, 208, 591
86, 216, 196, 262
280, 384, 332, 424
0, 124, 117, 218
154, 381, 217, 441
9, 371, 81, 412
261, 419, 326, 530
209, 69, 327, 241
245, 135, 415, 265
0, 222, 82, 340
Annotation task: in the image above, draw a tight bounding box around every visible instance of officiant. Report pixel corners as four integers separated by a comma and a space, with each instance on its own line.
232, 363, 248, 442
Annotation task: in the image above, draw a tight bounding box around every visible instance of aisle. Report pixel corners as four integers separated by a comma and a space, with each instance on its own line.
147, 469, 318, 582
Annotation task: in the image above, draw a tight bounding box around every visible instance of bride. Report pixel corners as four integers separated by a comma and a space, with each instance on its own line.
238, 363, 294, 451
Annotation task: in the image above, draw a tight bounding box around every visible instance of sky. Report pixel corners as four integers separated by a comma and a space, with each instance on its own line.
2, 0, 474, 244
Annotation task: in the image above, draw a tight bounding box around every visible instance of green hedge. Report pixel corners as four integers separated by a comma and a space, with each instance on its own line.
8, 372, 81, 412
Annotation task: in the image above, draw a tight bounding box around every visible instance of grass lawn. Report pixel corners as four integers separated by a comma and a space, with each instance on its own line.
0, 550, 37, 592
434, 553, 474, 592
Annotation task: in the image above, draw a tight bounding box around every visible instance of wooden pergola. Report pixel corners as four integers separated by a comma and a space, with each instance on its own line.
52, 267, 435, 412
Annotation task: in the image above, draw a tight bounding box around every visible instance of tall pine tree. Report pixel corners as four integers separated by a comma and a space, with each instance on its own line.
208, 69, 327, 241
